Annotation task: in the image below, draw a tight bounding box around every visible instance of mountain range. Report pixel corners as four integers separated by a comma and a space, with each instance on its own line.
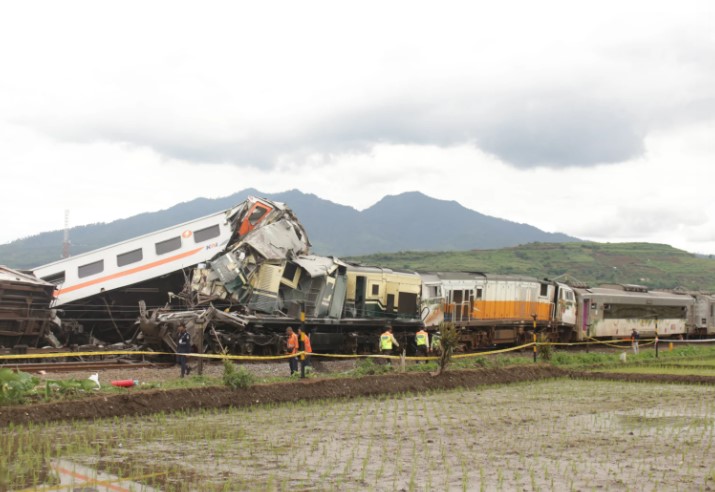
0, 189, 579, 269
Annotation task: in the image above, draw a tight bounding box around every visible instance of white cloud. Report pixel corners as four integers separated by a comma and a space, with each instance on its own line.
1, 0, 715, 255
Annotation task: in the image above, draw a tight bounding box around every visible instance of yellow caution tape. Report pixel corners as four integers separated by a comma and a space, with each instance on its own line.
0, 335, 679, 363
452, 342, 535, 359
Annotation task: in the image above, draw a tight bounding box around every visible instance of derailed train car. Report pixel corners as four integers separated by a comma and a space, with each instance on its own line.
32, 197, 309, 344
140, 257, 423, 355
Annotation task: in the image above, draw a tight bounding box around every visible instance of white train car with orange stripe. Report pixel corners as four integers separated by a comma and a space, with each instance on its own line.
34, 211, 233, 306
30, 197, 288, 342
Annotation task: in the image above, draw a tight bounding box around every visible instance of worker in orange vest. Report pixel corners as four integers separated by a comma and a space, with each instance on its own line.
415, 328, 429, 363
298, 326, 312, 378
286, 326, 299, 375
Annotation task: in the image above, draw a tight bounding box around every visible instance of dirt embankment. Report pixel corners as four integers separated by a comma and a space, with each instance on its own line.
5, 366, 715, 427
1, 366, 566, 427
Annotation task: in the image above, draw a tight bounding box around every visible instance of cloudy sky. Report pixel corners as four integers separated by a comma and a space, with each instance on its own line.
1, 1, 714, 253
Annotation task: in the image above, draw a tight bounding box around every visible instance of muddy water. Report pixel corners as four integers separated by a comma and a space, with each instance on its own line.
53, 380, 715, 491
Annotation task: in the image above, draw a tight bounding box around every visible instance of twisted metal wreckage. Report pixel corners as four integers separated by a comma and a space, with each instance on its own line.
21, 196, 421, 357
138, 198, 422, 355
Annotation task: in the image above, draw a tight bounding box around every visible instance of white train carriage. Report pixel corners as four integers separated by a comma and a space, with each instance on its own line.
684, 292, 715, 336
572, 284, 692, 340
32, 197, 280, 306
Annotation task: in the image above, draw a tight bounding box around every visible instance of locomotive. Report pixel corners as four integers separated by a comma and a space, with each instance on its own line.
11, 196, 713, 355
420, 273, 697, 351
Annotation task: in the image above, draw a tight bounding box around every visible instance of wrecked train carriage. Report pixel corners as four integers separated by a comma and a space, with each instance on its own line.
0, 266, 57, 348
31, 197, 306, 344
145, 258, 424, 355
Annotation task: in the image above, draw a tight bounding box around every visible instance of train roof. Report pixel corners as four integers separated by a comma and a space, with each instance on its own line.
572, 285, 694, 306
345, 263, 420, 276
0, 265, 53, 287
420, 272, 548, 283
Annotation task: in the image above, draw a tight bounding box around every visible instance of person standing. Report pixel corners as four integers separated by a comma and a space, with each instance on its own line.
286, 327, 299, 375
631, 329, 640, 354
177, 324, 191, 377
415, 328, 429, 363
380, 326, 399, 365
298, 326, 312, 378
430, 331, 442, 355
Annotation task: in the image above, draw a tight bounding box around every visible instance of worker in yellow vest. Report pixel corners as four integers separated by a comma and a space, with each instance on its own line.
415, 328, 429, 363
380, 326, 399, 365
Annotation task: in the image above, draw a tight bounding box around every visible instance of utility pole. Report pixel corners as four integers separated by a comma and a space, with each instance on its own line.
62, 209, 70, 258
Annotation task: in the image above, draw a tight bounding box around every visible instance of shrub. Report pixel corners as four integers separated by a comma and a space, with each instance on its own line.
353, 358, 391, 376
436, 322, 459, 375
537, 333, 554, 362
0, 368, 38, 405
222, 358, 255, 389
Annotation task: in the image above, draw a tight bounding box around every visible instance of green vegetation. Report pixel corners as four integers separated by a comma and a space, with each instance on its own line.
436, 322, 459, 374
352, 357, 392, 376
0, 368, 38, 405
349, 241, 715, 290
222, 359, 256, 389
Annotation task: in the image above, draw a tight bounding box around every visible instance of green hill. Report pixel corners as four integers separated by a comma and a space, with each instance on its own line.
347, 242, 715, 291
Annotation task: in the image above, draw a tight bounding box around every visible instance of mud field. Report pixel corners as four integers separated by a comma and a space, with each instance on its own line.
4, 366, 715, 491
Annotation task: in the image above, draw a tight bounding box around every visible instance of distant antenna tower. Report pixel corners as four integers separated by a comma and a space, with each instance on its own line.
62, 209, 70, 258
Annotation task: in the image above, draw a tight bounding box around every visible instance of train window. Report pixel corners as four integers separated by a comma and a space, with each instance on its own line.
249, 206, 269, 225
155, 236, 182, 255
117, 248, 143, 267
282, 262, 298, 281
194, 224, 220, 243
540, 284, 548, 297
41, 272, 65, 285
475, 288, 483, 300
78, 260, 104, 278
371, 284, 380, 295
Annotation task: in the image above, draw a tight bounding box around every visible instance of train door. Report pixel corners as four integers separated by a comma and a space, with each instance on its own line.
555, 283, 576, 326
577, 295, 590, 339
450, 289, 472, 322
355, 276, 366, 317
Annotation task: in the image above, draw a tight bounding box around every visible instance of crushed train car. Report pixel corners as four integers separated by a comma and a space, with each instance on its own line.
139, 257, 424, 355
31, 197, 310, 345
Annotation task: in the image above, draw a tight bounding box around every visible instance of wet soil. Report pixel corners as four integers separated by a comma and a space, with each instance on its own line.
3, 365, 715, 428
